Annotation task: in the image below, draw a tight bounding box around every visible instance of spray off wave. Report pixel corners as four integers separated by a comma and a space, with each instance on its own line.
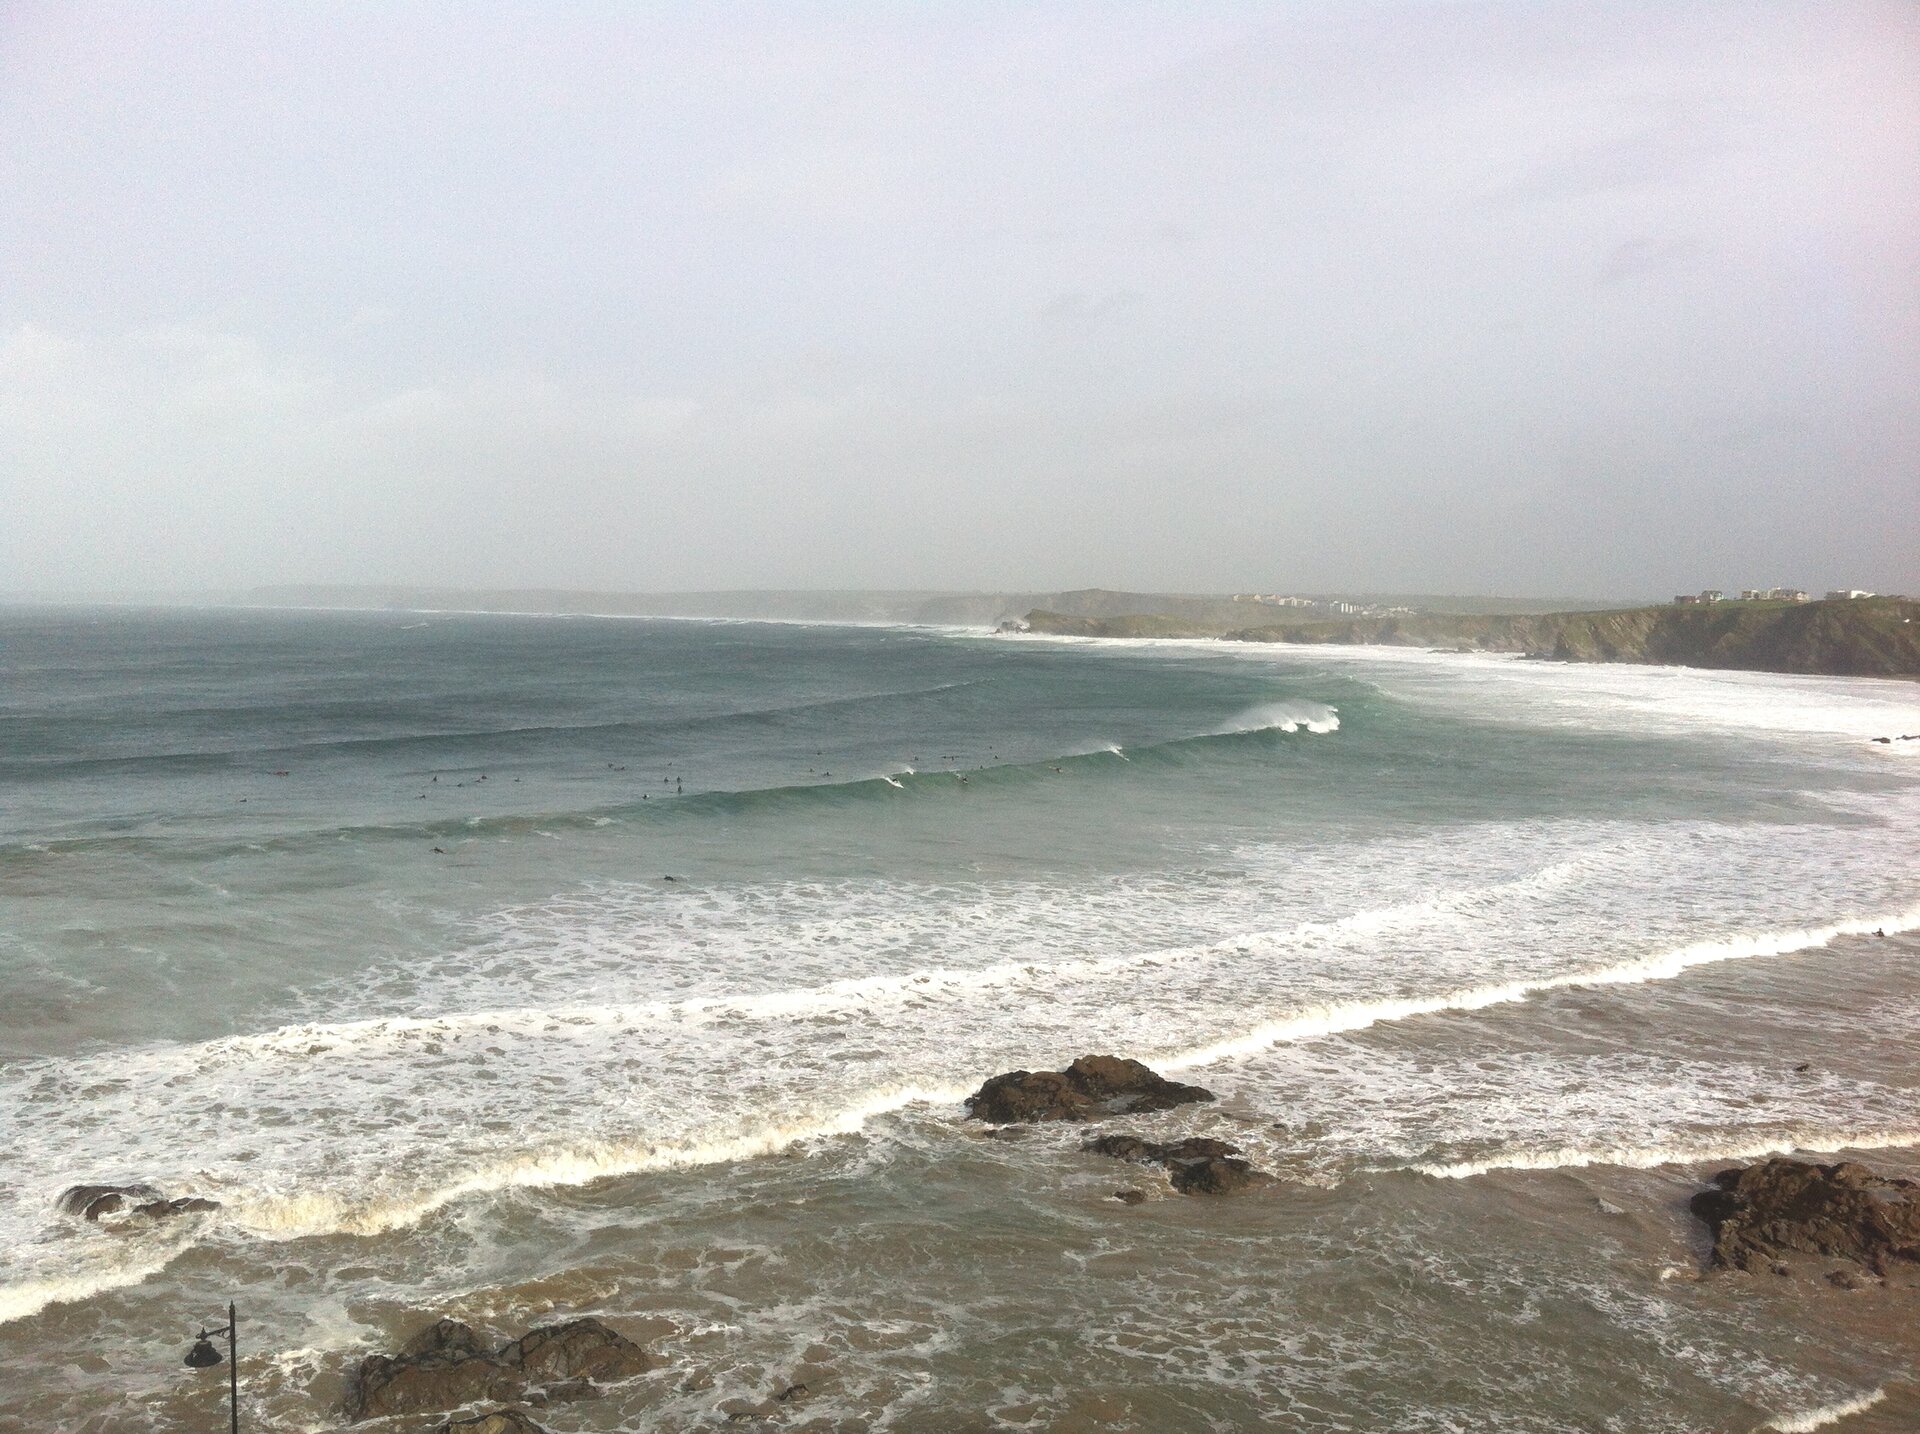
1216, 700, 1340, 735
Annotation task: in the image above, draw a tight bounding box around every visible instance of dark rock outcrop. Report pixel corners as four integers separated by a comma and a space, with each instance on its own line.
344, 1317, 656, 1422
438, 1411, 550, 1434
1689, 1158, 1920, 1274
1084, 1133, 1275, 1195
965, 1056, 1214, 1124
58, 1184, 220, 1222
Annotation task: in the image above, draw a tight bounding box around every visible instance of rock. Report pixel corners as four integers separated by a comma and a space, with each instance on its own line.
1113, 1188, 1147, 1205
57, 1184, 157, 1220
437, 1411, 550, 1434
134, 1196, 221, 1219
498, 1317, 652, 1385
1084, 1133, 1275, 1195
344, 1317, 658, 1421
404, 1319, 493, 1362
345, 1346, 519, 1421
1688, 1158, 1920, 1274
57, 1184, 219, 1222
964, 1056, 1214, 1124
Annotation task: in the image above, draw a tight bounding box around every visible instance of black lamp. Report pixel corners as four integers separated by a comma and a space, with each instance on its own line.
183, 1301, 239, 1434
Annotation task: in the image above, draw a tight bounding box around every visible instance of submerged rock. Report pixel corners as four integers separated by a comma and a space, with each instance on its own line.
1689, 1158, 1920, 1274
1084, 1133, 1275, 1195
965, 1055, 1214, 1124
344, 1316, 656, 1421
57, 1184, 220, 1223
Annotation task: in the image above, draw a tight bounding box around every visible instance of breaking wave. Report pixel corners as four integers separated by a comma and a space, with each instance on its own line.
1400, 1126, 1920, 1180
1215, 700, 1340, 735
1764, 1389, 1887, 1432
1160, 908, 1920, 1071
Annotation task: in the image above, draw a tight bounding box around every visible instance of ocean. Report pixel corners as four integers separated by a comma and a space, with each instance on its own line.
2, 604, 1917, 1433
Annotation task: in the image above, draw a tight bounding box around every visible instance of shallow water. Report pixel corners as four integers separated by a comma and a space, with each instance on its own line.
2, 605, 1917, 1432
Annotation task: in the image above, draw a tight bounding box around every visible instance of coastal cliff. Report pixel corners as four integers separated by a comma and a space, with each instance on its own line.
1022, 598, 1920, 679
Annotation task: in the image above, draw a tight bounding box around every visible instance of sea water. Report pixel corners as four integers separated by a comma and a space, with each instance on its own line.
1, 605, 1917, 1432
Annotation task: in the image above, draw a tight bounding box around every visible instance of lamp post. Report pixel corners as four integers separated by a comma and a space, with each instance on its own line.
183, 1301, 239, 1434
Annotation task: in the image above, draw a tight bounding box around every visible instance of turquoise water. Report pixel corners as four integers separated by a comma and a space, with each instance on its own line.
3, 605, 1918, 1431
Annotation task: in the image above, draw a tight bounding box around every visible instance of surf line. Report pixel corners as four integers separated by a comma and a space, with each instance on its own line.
223, 1080, 972, 1242
1154, 908, 1920, 1074
1394, 1126, 1920, 1181
1763, 1388, 1886, 1433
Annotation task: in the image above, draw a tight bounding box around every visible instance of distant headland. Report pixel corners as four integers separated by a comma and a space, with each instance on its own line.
1016, 594, 1920, 681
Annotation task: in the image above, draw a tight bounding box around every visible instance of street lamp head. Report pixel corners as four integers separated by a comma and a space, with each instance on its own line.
184, 1335, 223, 1369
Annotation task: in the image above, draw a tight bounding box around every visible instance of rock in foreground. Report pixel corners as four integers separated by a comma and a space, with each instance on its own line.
1085, 1134, 1275, 1195
965, 1056, 1214, 1124
344, 1317, 656, 1421
1689, 1158, 1920, 1274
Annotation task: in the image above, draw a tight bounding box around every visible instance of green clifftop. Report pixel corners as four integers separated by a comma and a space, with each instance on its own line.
1023, 599, 1920, 680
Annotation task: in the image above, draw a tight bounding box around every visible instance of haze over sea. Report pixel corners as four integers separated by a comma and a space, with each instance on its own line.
3, 603, 1918, 1432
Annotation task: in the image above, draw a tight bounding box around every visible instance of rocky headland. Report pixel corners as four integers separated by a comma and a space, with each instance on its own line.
1021, 597, 1920, 680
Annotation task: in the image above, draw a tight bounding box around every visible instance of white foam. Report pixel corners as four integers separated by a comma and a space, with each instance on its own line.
157, 857, 1592, 1061
0, 1232, 194, 1324
229, 1081, 969, 1239
1222, 640, 1920, 747
1765, 1388, 1887, 1432
3, 806, 1916, 1322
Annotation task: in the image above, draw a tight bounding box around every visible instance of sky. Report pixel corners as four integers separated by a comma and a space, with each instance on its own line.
3, 1, 1916, 599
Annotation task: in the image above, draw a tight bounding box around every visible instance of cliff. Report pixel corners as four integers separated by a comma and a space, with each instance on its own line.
1023, 599, 1920, 680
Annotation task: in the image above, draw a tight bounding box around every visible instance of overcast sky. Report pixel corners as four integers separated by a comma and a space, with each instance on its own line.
3, 1, 1916, 598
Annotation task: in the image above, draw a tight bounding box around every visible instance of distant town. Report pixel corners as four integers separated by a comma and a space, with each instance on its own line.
1673, 587, 1887, 605
1232, 594, 1420, 618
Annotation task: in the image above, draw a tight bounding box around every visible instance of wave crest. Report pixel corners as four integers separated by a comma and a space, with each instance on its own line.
1216, 700, 1340, 735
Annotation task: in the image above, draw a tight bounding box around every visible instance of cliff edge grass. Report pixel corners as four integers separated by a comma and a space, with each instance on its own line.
1021, 598, 1920, 680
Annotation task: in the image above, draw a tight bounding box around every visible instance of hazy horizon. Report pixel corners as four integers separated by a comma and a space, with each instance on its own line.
5, 1, 1917, 599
